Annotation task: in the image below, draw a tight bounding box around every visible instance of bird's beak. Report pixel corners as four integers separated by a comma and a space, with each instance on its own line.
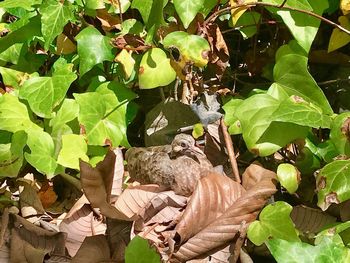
189, 146, 205, 156
173, 145, 182, 153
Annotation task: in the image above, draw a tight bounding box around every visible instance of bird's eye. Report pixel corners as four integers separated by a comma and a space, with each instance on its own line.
180, 142, 187, 148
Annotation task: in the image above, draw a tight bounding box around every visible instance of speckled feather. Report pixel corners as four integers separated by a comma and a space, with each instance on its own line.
125, 134, 213, 196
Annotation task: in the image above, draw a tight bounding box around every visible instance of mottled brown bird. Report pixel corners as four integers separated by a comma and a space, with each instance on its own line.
125, 134, 213, 196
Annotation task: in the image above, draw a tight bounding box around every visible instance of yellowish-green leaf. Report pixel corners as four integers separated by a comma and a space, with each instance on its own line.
230, 0, 257, 26
115, 49, 135, 79
328, 16, 350, 52
341, 0, 350, 15
57, 134, 88, 170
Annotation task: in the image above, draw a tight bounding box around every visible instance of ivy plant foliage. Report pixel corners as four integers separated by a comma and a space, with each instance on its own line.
224, 41, 333, 156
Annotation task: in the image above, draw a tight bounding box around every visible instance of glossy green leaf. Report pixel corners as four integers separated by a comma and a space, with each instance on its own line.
247, 201, 300, 246
262, 0, 328, 53
0, 66, 30, 89
131, 0, 153, 23
74, 82, 136, 147
222, 98, 243, 135
277, 163, 300, 194
234, 92, 329, 156
0, 16, 42, 54
163, 31, 210, 67
330, 112, 350, 156
0, 43, 23, 64
19, 58, 77, 118
0, 94, 39, 132
57, 134, 88, 170
316, 160, 350, 210
266, 237, 350, 263
76, 26, 114, 76
0, 0, 42, 10
235, 11, 261, 39
173, 0, 204, 28
25, 129, 57, 177
125, 236, 161, 263
138, 48, 176, 89
85, 0, 104, 9
49, 98, 79, 156
192, 123, 204, 139
0, 131, 27, 179
39, 0, 74, 50
273, 43, 333, 114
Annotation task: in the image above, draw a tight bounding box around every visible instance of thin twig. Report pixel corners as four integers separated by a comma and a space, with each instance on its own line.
220, 118, 241, 183
279, 0, 288, 8
203, 2, 350, 35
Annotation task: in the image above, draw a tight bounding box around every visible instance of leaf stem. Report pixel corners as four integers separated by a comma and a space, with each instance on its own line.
203, 2, 350, 35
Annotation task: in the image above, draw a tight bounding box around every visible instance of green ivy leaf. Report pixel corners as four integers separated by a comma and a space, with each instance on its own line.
0, 43, 23, 64
57, 134, 88, 170
273, 43, 333, 114
85, 0, 105, 9
234, 92, 329, 156
277, 163, 300, 194
0, 131, 27, 179
0, 94, 39, 133
173, 0, 204, 28
19, 58, 77, 118
0, 15, 42, 54
0, 0, 42, 10
222, 98, 243, 135
266, 237, 350, 263
125, 236, 161, 263
76, 26, 114, 76
49, 98, 79, 156
39, 0, 74, 50
74, 82, 136, 147
0, 66, 30, 89
330, 112, 350, 156
25, 129, 57, 177
247, 201, 300, 246
262, 0, 328, 53
163, 31, 210, 67
234, 11, 261, 39
316, 160, 350, 210
138, 48, 176, 89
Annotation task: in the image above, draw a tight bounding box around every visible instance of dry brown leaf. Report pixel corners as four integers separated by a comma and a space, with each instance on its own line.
19, 181, 45, 217
175, 173, 244, 244
71, 235, 111, 263
291, 205, 336, 234
38, 181, 58, 209
201, 23, 230, 80
170, 165, 276, 262
115, 185, 187, 222
96, 9, 121, 32
10, 214, 67, 262
111, 148, 124, 197
0, 244, 10, 263
106, 218, 132, 262
80, 150, 129, 220
59, 204, 107, 257
56, 33, 76, 55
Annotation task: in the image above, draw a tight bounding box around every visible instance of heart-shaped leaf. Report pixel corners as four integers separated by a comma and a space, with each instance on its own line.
57, 134, 88, 170
173, 0, 204, 29
138, 48, 176, 89
163, 31, 210, 67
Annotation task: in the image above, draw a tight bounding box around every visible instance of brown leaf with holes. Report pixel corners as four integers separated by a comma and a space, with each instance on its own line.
168, 165, 276, 262
59, 204, 107, 257
80, 150, 129, 220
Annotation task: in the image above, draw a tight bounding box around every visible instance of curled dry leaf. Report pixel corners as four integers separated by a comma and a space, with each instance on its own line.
59, 204, 107, 257
79, 150, 128, 220
170, 164, 276, 262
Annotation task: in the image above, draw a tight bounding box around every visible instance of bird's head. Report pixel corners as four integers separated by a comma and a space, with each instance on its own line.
171, 134, 205, 157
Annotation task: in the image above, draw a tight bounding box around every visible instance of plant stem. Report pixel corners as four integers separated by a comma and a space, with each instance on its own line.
203, 2, 350, 35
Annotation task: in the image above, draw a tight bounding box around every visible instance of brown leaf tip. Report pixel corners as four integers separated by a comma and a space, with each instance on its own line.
325, 192, 340, 205
341, 117, 350, 141
317, 176, 326, 190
